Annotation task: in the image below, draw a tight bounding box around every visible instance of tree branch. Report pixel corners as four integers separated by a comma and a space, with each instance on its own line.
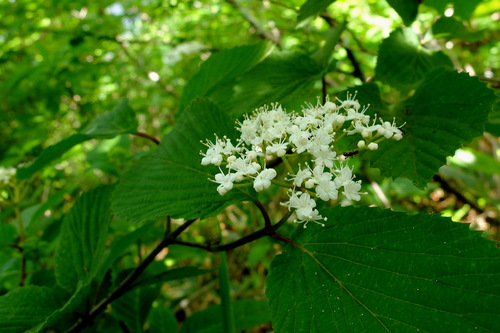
225, 0, 282, 47
68, 219, 197, 332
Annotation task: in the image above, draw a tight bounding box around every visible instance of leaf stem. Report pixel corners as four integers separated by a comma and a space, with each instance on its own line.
219, 252, 236, 333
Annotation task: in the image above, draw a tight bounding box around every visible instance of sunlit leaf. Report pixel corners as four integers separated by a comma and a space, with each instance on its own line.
179, 42, 272, 112
297, 0, 336, 25
17, 99, 138, 179
213, 51, 325, 116
267, 206, 500, 332
375, 28, 453, 89
386, 0, 419, 25
365, 70, 496, 187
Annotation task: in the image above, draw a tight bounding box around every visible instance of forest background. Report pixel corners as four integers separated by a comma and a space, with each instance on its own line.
0, 0, 499, 332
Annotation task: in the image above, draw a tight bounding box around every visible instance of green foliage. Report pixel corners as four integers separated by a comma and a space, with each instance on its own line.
386, 0, 419, 25
267, 206, 500, 332
297, 0, 337, 25
112, 97, 253, 223
55, 186, 113, 291
179, 42, 272, 113
0, 286, 66, 333
179, 300, 271, 333
1, 0, 498, 332
375, 28, 453, 89
364, 70, 496, 187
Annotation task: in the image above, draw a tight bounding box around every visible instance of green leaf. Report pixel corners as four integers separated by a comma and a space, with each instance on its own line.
17, 99, 138, 179
81, 98, 138, 138
180, 300, 271, 333
267, 206, 500, 333
112, 285, 161, 333
424, 0, 483, 20
130, 267, 212, 290
449, 148, 500, 176
366, 70, 496, 187
55, 185, 114, 291
98, 223, 157, 280
147, 305, 179, 333
432, 16, 484, 42
375, 28, 453, 89
16, 134, 90, 180
179, 43, 272, 112
25, 284, 91, 333
0, 224, 17, 246
0, 286, 66, 333
213, 51, 325, 116
297, 0, 336, 25
112, 97, 253, 223
385, 0, 419, 26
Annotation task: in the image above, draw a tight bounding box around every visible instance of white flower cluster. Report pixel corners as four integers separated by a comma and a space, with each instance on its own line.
200, 93, 404, 227
0, 167, 16, 185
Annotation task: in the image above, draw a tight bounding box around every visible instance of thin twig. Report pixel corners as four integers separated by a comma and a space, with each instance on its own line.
132, 132, 160, 145
225, 0, 282, 47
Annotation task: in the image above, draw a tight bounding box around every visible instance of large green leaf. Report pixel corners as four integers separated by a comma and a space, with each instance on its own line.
179, 42, 272, 112
267, 206, 500, 333
17, 99, 138, 179
112, 97, 253, 223
366, 70, 496, 187
55, 185, 113, 291
385, 0, 419, 26
0, 286, 66, 333
213, 51, 325, 116
432, 16, 484, 42
179, 300, 271, 333
375, 28, 453, 89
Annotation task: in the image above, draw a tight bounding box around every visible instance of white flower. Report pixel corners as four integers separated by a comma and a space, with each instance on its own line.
288, 125, 311, 153
377, 118, 403, 139
310, 147, 337, 168
266, 139, 288, 157
227, 157, 259, 181
283, 191, 326, 227
343, 180, 362, 201
334, 165, 353, 188
305, 165, 331, 188
367, 142, 378, 150
292, 166, 312, 187
0, 167, 16, 185
316, 178, 338, 201
253, 168, 277, 192
212, 170, 236, 196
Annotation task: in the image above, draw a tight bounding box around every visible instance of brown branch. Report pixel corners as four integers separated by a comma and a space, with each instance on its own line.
173, 210, 292, 252
131, 132, 160, 145
68, 219, 197, 332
